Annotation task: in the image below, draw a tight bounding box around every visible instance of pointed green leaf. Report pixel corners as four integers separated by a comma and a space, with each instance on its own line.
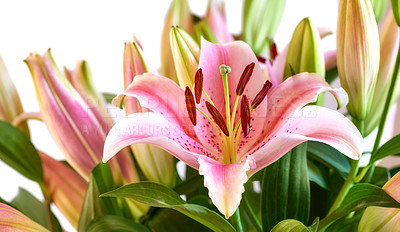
261, 142, 310, 231
270, 219, 310, 232
86, 215, 150, 232
147, 208, 212, 232
11, 188, 62, 232
308, 218, 319, 232
369, 133, 400, 164
307, 141, 350, 179
101, 182, 235, 232
319, 183, 400, 229
308, 159, 328, 189
0, 121, 43, 183
78, 163, 126, 231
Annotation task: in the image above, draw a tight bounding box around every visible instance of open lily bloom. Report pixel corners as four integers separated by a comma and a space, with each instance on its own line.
103, 39, 362, 218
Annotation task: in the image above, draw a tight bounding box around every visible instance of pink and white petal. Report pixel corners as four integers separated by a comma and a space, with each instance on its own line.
124, 74, 197, 139
264, 73, 348, 138
103, 112, 219, 169
198, 156, 256, 219
248, 106, 361, 175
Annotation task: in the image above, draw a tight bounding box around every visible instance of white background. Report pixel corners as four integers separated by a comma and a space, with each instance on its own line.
0, 0, 397, 231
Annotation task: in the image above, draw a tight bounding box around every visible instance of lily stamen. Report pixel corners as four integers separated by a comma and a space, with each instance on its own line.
206, 101, 229, 136
185, 86, 197, 125
194, 68, 203, 104
251, 80, 272, 109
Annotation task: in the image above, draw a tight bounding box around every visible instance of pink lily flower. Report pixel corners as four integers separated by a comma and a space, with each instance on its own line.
103, 39, 362, 218
0, 203, 48, 232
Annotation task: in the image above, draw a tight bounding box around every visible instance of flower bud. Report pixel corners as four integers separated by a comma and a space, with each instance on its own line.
283, 17, 325, 80
359, 171, 400, 231
203, 1, 233, 43
25, 50, 139, 184
170, 26, 200, 88
160, 0, 193, 82
64, 61, 113, 125
365, 11, 400, 135
0, 202, 48, 232
124, 37, 148, 114
337, 0, 380, 121
40, 152, 86, 228
124, 38, 176, 187
243, 0, 286, 55
0, 55, 30, 136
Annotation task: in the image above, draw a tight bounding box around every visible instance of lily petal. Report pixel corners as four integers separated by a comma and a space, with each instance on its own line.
103, 112, 216, 168
249, 106, 361, 175
0, 203, 48, 232
265, 73, 348, 137
124, 73, 196, 137
198, 156, 256, 219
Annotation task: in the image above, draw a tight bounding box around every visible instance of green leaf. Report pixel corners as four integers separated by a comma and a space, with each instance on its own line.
319, 183, 400, 229
146, 208, 212, 232
261, 142, 310, 231
11, 188, 62, 232
78, 163, 125, 231
308, 141, 350, 178
101, 182, 235, 232
270, 219, 310, 232
308, 218, 319, 232
325, 213, 360, 232
86, 215, 150, 232
369, 134, 400, 164
370, 166, 390, 187
308, 159, 328, 189
0, 121, 43, 183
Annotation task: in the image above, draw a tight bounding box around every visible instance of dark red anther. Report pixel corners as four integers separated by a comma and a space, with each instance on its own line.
185, 86, 197, 125
251, 80, 272, 109
240, 95, 251, 137
194, 69, 203, 104
205, 101, 229, 136
236, 62, 255, 96
270, 42, 278, 60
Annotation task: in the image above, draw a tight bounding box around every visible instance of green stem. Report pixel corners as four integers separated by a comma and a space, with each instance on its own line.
327, 159, 360, 216
243, 195, 262, 232
327, 120, 364, 215
229, 208, 244, 232
40, 184, 55, 232
365, 38, 400, 182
